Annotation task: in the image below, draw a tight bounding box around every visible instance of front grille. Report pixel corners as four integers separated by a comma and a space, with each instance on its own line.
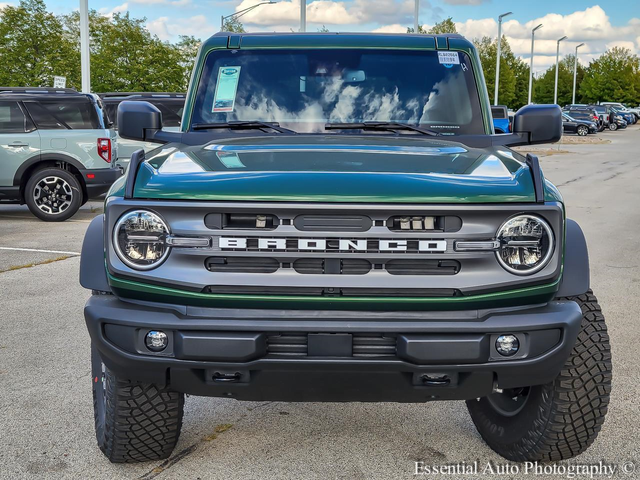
202, 286, 461, 297
293, 258, 371, 275
267, 333, 396, 357
386, 259, 460, 275
205, 257, 279, 273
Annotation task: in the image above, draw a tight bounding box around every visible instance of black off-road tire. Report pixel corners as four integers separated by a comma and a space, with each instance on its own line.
466, 290, 612, 462
25, 167, 82, 222
91, 345, 185, 463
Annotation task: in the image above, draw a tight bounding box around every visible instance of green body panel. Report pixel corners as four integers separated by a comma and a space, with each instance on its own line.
130, 136, 540, 203
108, 273, 559, 311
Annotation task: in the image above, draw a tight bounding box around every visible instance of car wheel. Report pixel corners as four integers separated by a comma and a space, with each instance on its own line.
609, 122, 618, 131
91, 344, 184, 463
577, 125, 588, 136
466, 290, 612, 462
25, 167, 82, 222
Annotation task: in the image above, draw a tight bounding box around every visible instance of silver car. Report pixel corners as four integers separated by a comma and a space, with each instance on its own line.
0, 88, 121, 221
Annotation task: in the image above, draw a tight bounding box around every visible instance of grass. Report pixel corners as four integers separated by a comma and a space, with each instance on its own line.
0, 255, 71, 273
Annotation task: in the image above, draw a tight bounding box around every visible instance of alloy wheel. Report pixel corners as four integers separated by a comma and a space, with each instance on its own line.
33, 176, 73, 215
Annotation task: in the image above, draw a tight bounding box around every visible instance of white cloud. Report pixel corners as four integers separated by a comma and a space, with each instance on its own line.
0, 2, 13, 9
99, 3, 129, 18
146, 14, 215, 41
372, 24, 407, 33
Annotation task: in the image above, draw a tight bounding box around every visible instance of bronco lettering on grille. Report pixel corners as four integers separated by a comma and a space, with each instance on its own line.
218, 237, 447, 253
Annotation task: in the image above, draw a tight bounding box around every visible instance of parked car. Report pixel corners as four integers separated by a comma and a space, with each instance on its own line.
0, 87, 120, 221
563, 107, 603, 131
600, 102, 640, 121
562, 113, 597, 135
100, 92, 185, 167
610, 107, 635, 125
591, 105, 614, 129
81, 32, 610, 465
490, 105, 510, 133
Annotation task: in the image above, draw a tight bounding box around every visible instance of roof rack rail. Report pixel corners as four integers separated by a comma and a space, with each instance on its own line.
0, 87, 79, 94
99, 92, 186, 98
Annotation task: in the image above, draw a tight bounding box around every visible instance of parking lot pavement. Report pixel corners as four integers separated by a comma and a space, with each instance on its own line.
1, 126, 639, 480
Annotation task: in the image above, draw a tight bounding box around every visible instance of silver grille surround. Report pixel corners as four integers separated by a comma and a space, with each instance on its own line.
105, 198, 564, 296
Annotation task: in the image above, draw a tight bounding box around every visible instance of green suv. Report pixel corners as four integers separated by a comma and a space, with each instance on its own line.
81, 33, 611, 464
0, 88, 120, 221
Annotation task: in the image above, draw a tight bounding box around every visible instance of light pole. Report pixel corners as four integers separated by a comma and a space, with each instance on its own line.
572, 43, 585, 105
553, 35, 567, 105
414, 0, 419, 33
527, 23, 543, 104
79, 0, 90, 92
301, 0, 306, 32
494, 11, 512, 105
220, 1, 277, 31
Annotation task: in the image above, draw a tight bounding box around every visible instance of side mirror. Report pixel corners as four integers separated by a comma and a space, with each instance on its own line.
512, 104, 562, 145
117, 101, 162, 141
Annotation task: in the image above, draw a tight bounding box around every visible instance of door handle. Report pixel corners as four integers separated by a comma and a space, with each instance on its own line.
9, 143, 29, 147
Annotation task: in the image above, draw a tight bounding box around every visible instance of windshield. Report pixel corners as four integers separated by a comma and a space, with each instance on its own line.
190, 48, 485, 135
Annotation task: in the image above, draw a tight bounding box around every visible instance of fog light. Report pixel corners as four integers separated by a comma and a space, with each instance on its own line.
145, 330, 168, 352
495, 334, 519, 357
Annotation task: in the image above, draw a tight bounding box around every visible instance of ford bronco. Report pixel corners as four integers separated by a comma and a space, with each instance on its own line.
80, 32, 612, 464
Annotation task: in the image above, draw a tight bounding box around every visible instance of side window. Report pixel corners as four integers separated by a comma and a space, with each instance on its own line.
0, 101, 30, 133
23, 102, 67, 129
34, 101, 100, 129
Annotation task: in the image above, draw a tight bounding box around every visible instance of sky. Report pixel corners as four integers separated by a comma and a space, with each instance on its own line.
7, 0, 640, 74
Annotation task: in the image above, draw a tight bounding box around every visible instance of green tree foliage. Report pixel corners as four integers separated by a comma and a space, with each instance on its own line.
0, 0, 78, 87
222, 16, 246, 33
533, 55, 585, 106
0, 0, 199, 92
474, 36, 516, 107
579, 47, 640, 104
408, 17, 457, 34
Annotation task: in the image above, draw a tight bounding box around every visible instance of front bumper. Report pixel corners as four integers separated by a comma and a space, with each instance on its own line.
81, 168, 123, 198
85, 295, 583, 402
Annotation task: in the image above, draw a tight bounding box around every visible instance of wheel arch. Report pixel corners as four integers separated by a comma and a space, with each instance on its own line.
80, 214, 111, 292
15, 153, 88, 204
557, 218, 590, 297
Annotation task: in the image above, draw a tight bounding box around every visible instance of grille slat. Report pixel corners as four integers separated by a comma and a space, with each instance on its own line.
205, 257, 279, 273
266, 333, 396, 358
386, 259, 460, 275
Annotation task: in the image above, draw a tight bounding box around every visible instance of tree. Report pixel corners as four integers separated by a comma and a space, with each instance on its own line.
474, 35, 516, 107
318, 25, 329, 33
175, 35, 201, 88
222, 16, 245, 33
533, 55, 585, 106
0, 0, 78, 88
408, 17, 457, 34
579, 47, 640, 104
63, 11, 192, 92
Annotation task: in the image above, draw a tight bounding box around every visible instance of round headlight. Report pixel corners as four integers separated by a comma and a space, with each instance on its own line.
113, 210, 170, 270
496, 215, 554, 275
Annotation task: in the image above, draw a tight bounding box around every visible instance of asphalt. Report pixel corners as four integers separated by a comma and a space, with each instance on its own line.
1, 126, 639, 479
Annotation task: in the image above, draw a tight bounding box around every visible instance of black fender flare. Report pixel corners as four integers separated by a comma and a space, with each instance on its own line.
80, 215, 111, 293
557, 218, 590, 297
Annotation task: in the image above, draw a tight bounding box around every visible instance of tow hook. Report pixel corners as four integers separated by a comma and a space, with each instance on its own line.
420, 374, 451, 386
212, 371, 242, 383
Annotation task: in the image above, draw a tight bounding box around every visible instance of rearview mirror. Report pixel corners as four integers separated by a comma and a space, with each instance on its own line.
512, 104, 562, 145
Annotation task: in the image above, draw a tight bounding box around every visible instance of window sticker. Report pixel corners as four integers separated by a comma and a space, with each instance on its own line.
438, 51, 460, 66
212, 66, 241, 112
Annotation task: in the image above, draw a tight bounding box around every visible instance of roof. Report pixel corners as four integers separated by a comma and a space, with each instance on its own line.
201, 31, 473, 53
0, 87, 95, 102
99, 92, 186, 99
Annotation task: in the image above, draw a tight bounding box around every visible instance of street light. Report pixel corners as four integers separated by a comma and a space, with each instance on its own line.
414, 0, 420, 33
221, 1, 277, 31
572, 43, 585, 105
494, 11, 513, 105
79, 0, 90, 92
527, 24, 543, 104
554, 35, 568, 105
301, 0, 306, 32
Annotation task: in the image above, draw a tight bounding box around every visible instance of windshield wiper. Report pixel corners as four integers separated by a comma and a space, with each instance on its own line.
192, 121, 297, 134
325, 121, 441, 136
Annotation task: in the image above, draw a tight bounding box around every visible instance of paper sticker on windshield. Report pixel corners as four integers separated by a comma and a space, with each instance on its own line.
212, 66, 241, 112
438, 51, 460, 66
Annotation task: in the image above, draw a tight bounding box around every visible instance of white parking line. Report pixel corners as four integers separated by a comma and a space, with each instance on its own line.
0, 247, 81, 256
